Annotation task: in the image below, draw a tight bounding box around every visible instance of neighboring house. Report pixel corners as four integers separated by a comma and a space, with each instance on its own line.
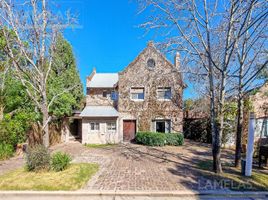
248, 82, 268, 143
79, 42, 184, 144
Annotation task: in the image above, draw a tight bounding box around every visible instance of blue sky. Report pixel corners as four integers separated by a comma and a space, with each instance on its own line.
63, 0, 193, 99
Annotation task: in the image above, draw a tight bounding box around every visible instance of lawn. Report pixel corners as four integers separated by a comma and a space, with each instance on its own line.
197, 160, 268, 191
0, 163, 99, 191
85, 143, 117, 148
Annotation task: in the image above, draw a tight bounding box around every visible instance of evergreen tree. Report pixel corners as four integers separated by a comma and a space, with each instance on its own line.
48, 34, 83, 118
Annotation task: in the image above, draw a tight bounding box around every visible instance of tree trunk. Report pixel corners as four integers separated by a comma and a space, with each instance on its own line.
42, 105, 49, 147
215, 71, 225, 174
235, 63, 244, 167
41, 87, 50, 147
235, 96, 243, 167
208, 61, 222, 173
0, 104, 3, 121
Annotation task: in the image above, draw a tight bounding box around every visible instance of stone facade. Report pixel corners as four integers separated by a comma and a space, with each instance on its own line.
118, 43, 183, 133
250, 82, 268, 119
81, 42, 184, 144
86, 88, 117, 107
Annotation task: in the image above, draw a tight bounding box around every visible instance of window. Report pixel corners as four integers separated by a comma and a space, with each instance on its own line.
107, 122, 116, 131
157, 87, 171, 100
111, 91, 118, 100
103, 91, 111, 98
153, 120, 171, 133
103, 91, 107, 98
90, 122, 100, 131
147, 58, 156, 69
255, 118, 268, 138
130, 87, 144, 100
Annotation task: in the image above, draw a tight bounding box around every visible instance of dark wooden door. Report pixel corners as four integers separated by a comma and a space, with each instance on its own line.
123, 120, 136, 142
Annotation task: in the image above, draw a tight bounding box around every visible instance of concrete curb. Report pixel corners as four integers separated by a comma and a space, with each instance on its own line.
0, 190, 268, 196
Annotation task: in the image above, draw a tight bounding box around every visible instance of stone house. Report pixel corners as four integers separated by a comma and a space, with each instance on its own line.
79, 42, 184, 144
243, 82, 268, 146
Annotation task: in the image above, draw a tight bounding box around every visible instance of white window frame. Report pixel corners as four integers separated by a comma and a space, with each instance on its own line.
152, 119, 171, 133
106, 122, 117, 132
130, 87, 145, 101
89, 122, 100, 133
157, 87, 172, 101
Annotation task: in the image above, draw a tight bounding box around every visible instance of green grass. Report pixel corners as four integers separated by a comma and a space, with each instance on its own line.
0, 163, 99, 191
0, 144, 14, 161
85, 143, 117, 148
197, 160, 268, 191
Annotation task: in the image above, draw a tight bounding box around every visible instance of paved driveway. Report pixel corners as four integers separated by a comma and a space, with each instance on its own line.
0, 140, 250, 192
53, 140, 233, 191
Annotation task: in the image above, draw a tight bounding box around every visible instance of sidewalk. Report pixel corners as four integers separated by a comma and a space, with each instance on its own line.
0, 190, 268, 200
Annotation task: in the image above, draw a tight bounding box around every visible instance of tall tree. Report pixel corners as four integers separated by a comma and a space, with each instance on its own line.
0, 0, 77, 147
48, 34, 83, 118
137, 0, 268, 173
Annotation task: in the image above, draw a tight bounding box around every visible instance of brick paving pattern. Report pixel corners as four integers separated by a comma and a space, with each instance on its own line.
0, 140, 244, 191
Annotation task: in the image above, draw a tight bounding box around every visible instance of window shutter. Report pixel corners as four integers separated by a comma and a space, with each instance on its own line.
151, 121, 156, 132
165, 121, 171, 133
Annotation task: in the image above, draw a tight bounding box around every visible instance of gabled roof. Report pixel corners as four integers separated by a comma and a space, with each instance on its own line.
89, 73, 118, 88
119, 41, 176, 75
80, 106, 118, 117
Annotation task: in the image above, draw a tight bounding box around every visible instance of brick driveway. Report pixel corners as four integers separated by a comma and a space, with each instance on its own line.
54, 140, 233, 191
0, 140, 233, 191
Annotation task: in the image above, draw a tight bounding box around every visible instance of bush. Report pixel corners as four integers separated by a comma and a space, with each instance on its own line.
25, 145, 50, 172
136, 132, 184, 146
0, 143, 14, 160
51, 152, 72, 172
136, 132, 166, 146
165, 133, 184, 146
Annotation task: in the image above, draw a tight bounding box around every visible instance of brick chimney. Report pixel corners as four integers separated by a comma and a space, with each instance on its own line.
174, 52, 180, 69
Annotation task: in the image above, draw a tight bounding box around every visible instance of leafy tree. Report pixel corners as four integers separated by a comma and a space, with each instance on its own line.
0, 1, 78, 147
47, 34, 83, 119
0, 73, 39, 147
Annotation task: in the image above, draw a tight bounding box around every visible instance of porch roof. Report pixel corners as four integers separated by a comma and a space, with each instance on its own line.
80, 106, 119, 117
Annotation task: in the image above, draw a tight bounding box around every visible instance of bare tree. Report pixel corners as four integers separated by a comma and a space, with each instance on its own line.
137, 0, 268, 173
0, 0, 77, 147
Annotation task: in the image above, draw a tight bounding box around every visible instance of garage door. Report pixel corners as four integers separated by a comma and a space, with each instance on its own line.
123, 120, 136, 142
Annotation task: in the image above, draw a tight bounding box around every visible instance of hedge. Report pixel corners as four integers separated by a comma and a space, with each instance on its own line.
165, 133, 184, 146
136, 132, 166, 146
135, 132, 184, 146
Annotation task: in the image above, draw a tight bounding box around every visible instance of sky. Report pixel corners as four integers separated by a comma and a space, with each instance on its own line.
63, 0, 193, 99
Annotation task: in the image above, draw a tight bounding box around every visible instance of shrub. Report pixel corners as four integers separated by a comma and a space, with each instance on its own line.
165, 133, 184, 146
136, 132, 166, 146
51, 152, 72, 172
0, 143, 14, 160
25, 145, 50, 172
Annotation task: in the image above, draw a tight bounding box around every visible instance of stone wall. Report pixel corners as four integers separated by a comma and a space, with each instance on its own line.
250, 82, 268, 118
86, 88, 117, 107
118, 43, 183, 133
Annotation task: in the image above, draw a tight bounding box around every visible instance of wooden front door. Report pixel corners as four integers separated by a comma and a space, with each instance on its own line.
123, 120, 136, 142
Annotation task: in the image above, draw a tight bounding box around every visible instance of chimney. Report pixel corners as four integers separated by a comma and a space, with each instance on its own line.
86, 67, 96, 88
92, 67, 96, 74
174, 52, 180, 69
147, 41, 154, 47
